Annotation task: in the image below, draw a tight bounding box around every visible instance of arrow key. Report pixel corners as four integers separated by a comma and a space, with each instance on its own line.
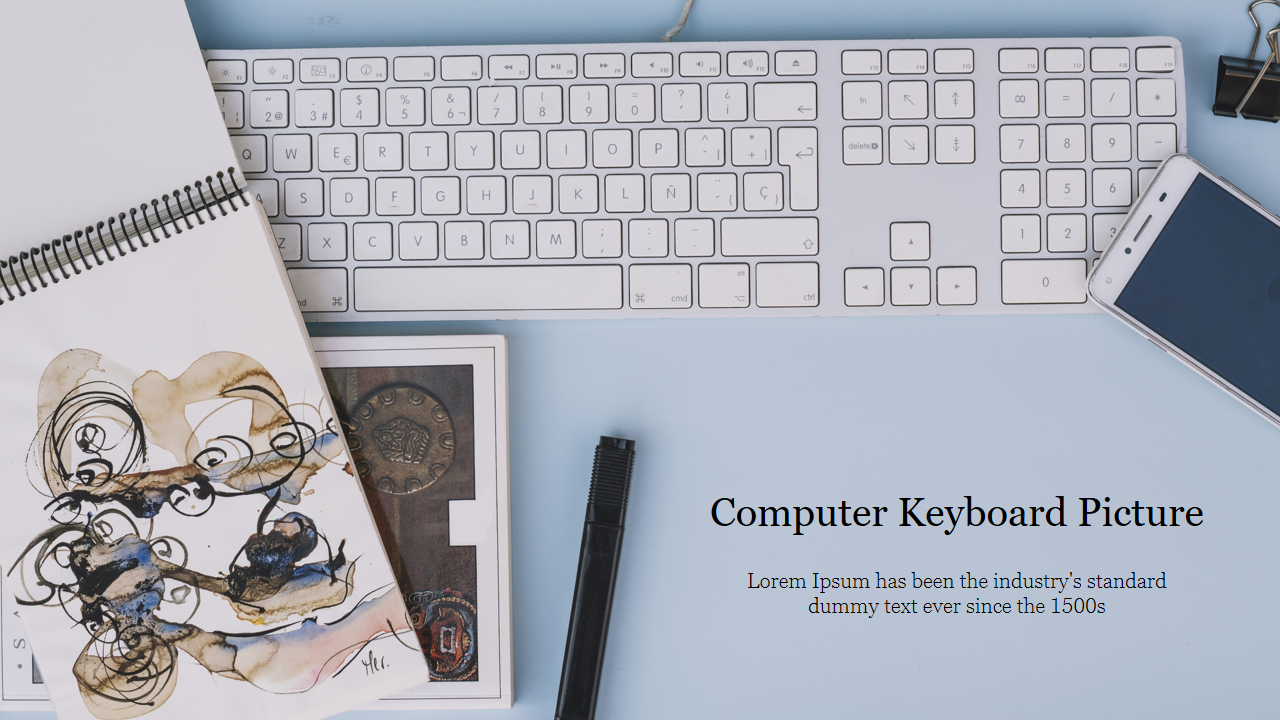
890, 267, 931, 306
844, 268, 885, 306
937, 266, 977, 305
890, 222, 930, 261
888, 125, 929, 165
935, 125, 975, 164
887, 80, 928, 119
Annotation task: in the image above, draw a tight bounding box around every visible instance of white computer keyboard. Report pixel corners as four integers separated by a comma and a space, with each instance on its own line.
203, 38, 1186, 321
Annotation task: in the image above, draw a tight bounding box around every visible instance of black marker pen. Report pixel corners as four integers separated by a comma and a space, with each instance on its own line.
555, 436, 636, 720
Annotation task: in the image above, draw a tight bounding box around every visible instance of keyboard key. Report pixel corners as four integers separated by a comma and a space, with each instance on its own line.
1136, 78, 1176, 116
441, 55, 482, 80
934, 80, 974, 118
742, 172, 783, 210
536, 219, 576, 258
347, 57, 388, 82
633, 52, 674, 77
754, 82, 817, 121
341, 88, 379, 126
887, 49, 927, 74
231, 135, 266, 172
445, 221, 484, 258
408, 131, 448, 170
730, 127, 772, 166
888, 80, 928, 119
1093, 213, 1126, 251
842, 50, 882, 75
1092, 123, 1132, 162
536, 54, 577, 79
935, 125, 975, 164
331, 177, 369, 216
593, 129, 633, 168
650, 173, 691, 212
674, 218, 714, 256
1046, 214, 1087, 252
296, 88, 334, 127
1093, 168, 1132, 207
489, 54, 529, 79
1000, 169, 1040, 208
477, 86, 517, 125
547, 129, 587, 168
1091, 78, 1131, 116
662, 83, 702, 122
431, 87, 470, 125
890, 222, 929, 261
707, 83, 748, 122
524, 85, 563, 124
1136, 46, 1176, 72
355, 265, 623, 311
934, 49, 974, 74
393, 56, 435, 81
999, 124, 1039, 163
208, 59, 247, 84
250, 90, 288, 127
353, 222, 393, 260
888, 125, 928, 164
387, 87, 426, 126
679, 52, 721, 77
466, 176, 506, 214
999, 48, 1038, 73
679, 128, 721, 168
569, 85, 610, 123
421, 177, 461, 214
639, 128, 679, 166
245, 179, 278, 216
1001, 259, 1086, 304
778, 127, 818, 209
936, 266, 977, 305
253, 59, 294, 83
1045, 47, 1085, 73
399, 221, 439, 260
493, 219, 534, 257
1045, 79, 1085, 117
616, 84, 656, 122
512, 175, 552, 213
1046, 168, 1086, 207
583, 219, 623, 257
308, 222, 347, 260
1001, 214, 1040, 252
890, 267, 930, 305
1090, 47, 1130, 72
375, 177, 414, 216
842, 126, 883, 165
364, 132, 404, 171
455, 130, 495, 170
999, 79, 1039, 118
1137, 123, 1177, 162
697, 173, 737, 212
560, 174, 599, 212
288, 268, 347, 312
844, 268, 885, 306
629, 219, 668, 257
699, 264, 750, 308
776, 51, 817, 75
285, 178, 323, 216
585, 53, 626, 78
758, 262, 818, 307
273, 134, 312, 172
300, 58, 340, 83
721, 217, 818, 256
842, 81, 883, 120
216, 91, 244, 128
631, 264, 691, 308
727, 51, 768, 76
1044, 124, 1084, 162
272, 223, 302, 261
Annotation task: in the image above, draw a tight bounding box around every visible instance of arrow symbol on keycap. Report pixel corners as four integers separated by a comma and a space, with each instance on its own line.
797, 105, 813, 114
903, 96, 915, 105
905, 140, 917, 151
796, 147, 814, 158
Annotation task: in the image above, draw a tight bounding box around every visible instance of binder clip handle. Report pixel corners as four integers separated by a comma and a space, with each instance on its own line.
1214, 0, 1280, 121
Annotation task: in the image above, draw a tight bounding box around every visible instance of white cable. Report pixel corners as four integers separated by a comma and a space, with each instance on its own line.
661, 0, 697, 42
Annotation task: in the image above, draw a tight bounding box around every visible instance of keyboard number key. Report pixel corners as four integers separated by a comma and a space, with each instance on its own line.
999, 124, 1039, 163
478, 86, 517, 125
1046, 168, 1086, 208
387, 87, 427, 126
1000, 169, 1040, 208
249, 90, 288, 128
1092, 168, 1132, 207
1091, 123, 1132, 162
1047, 214, 1087, 252
1044, 124, 1085, 163
216, 90, 244, 129
1001, 214, 1040, 253
1093, 213, 1126, 251
431, 87, 471, 125
295, 88, 334, 128
340, 88, 379, 126
1001, 259, 1086, 304
616, 84, 656, 122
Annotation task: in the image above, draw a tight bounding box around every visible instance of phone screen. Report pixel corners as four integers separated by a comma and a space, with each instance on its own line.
1116, 174, 1280, 414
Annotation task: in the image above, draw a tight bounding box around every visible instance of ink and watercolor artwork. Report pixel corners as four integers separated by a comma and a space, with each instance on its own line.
1, 350, 428, 720
312, 335, 514, 709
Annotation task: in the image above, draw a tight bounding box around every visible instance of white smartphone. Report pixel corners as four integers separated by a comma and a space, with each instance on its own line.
1090, 154, 1280, 427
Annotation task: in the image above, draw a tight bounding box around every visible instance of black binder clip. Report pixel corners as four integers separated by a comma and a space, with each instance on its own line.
1214, 0, 1280, 121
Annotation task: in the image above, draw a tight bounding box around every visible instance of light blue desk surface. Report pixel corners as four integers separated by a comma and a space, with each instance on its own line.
21, 1, 1280, 718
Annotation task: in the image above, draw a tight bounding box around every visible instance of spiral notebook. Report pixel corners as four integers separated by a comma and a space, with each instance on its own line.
0, 3, 431, 720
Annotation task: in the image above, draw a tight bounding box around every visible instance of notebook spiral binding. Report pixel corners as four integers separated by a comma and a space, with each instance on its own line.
0, 167, 250, 306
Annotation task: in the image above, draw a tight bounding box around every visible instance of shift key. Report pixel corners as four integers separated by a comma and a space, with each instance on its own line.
287, 268, 348, 311
722, 217, 818, 256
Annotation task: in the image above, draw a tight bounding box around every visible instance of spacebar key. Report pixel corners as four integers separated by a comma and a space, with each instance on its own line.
355, 265, 624, 311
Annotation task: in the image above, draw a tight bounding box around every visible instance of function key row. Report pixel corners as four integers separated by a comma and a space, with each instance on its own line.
208, 50, 822, 86
839, 45, 1176, 76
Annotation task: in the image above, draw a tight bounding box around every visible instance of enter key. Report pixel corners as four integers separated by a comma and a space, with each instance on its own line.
779, 127, 818, 211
